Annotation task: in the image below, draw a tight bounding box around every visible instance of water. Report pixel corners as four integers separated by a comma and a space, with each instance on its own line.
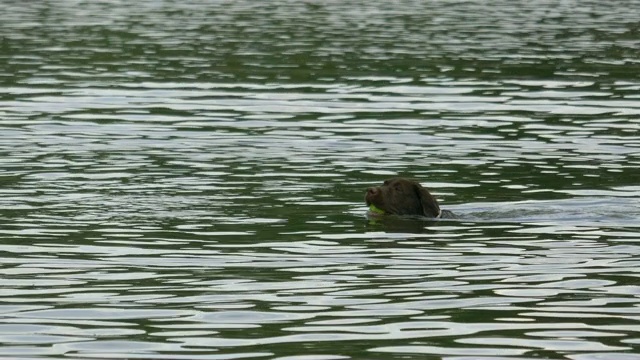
1, 1, 640, 359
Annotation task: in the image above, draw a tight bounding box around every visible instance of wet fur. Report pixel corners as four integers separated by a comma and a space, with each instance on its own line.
365, 178, 442, 218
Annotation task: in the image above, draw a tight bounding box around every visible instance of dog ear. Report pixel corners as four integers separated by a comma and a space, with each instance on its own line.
414, 183, 441, 218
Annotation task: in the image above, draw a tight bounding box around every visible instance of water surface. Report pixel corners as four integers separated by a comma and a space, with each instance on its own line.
1, 1, 640, 359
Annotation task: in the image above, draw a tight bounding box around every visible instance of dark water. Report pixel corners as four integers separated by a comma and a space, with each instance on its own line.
1, 1, 640, 359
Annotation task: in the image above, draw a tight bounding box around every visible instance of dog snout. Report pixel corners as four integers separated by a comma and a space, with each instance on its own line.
365, 187, 380, 205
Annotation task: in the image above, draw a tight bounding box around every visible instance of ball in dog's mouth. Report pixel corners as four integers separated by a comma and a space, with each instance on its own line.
368, 204, 385, 215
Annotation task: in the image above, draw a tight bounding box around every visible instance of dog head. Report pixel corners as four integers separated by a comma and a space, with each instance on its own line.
365, 178, 441, 218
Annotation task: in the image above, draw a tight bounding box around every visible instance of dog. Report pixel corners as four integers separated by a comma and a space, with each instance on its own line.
365, 178, 455, 219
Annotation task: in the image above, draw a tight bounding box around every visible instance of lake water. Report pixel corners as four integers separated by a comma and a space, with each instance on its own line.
1, 1, 640, 359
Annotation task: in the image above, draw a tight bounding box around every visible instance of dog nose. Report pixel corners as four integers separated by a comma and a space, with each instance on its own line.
367, 187, 377, 195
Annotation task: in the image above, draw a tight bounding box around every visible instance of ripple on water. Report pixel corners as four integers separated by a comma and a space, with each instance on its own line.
1, 0, 640, 359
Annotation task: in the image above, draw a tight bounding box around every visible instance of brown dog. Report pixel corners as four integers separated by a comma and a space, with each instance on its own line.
365, 178, 453, 218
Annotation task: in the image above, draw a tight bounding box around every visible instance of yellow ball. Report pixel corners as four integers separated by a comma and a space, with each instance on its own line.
369, 204, 385, 215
